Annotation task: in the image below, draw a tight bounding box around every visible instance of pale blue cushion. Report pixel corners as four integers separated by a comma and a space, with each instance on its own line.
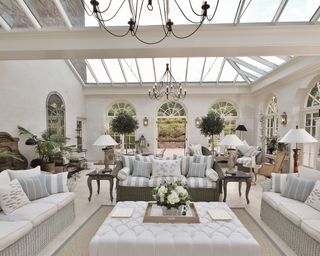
18, 175, 49, 201
132, 160, 152, 178
188, 162, 206, 178
44, 172, 68, 194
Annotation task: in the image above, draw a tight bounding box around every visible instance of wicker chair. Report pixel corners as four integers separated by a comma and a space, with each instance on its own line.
259, 151, 286, 178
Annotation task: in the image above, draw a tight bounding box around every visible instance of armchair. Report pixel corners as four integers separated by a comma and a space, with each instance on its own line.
259, 151, 286, 178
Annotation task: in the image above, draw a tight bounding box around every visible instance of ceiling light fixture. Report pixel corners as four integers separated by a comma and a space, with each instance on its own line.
81, 0, 218, 45
149, 63, 186, 101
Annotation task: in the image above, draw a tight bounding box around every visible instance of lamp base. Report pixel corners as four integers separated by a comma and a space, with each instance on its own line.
102, 147, 114, 172
293, 148, 300, 173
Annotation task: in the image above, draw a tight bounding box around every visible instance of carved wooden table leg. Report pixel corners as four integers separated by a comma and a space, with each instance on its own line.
223, 180, 228, 202
238, 181, 242, 197
87, 176, 93, 201
109, 177, 114, 202
245, 178, 252, 204
97, 180, 100, 194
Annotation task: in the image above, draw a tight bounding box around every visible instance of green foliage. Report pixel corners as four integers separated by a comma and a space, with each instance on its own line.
158, 118, 185, 142
111, 111, 139, 135
0, 151, 22, 161
199, 112, 224, 137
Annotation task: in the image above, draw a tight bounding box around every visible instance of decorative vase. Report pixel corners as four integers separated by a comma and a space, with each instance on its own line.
162, 206, 182, 216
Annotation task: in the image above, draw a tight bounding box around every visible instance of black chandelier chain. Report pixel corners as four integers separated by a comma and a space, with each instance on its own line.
81, 0, 219, 45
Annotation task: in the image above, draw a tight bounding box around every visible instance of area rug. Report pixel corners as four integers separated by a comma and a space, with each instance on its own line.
53, 206, 285, 256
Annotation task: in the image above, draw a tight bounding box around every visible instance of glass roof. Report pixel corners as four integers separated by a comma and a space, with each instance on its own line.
69, 56, 291, 87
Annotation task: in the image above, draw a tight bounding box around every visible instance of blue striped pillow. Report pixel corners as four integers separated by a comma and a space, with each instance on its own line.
132, 160, 152, 178
44, 172, 68, 194
18, 175, 49, 201
188, 162, 206, 178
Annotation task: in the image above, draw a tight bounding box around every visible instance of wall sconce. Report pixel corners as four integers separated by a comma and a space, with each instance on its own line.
281, 112, 287, 125
143, 117, 149, 127
195, 117, 201, 128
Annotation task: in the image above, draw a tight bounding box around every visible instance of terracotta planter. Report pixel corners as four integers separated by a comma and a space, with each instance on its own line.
41, 162, 55, 173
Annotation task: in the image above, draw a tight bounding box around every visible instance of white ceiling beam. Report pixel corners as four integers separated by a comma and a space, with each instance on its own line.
226, 58, 251, 84
310, 6, 320, 23
135, 58, 142, 85
230, 57, 267, 75
278, 55, 291, 61
53, 0, 72, 29
118, 59, 128, 85
0, 16, 11, 31
250, 56, 278, 68
272, 0, 288, 23
101, 59, 113, 85
85, 59, 100, 86
234, 0, 246, 24
16, 0, 41, 30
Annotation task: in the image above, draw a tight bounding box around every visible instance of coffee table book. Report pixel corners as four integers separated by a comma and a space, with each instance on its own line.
143, 202, 200, 223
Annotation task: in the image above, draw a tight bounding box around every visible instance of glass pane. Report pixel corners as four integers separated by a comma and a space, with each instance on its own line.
60, 0, 85, 27
279, 0, 320, 22
202, 57, 223, 82
87, 59, 110, 83
236, 75, 245, 82
86, 66, 95, 83
261, 56, 285, 65
137, 58, 155, 83
171, 58, 187, 82
169, 0, 204, 25
23, 0, 65, 27
237, 64, 262, 78
220, 61, 238, 81
0, 0, 33, 28
238, 57, 272, 72
103, 59, 125, 83
187, 57, 205, 82
213, 0, 239, 23
240, 0, 281, 23
154, 58, 170, 82
121, 59, 140, 83
70, 59, 86, 82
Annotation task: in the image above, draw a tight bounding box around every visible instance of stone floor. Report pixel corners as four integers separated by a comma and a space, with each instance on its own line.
38, 168, 297, 256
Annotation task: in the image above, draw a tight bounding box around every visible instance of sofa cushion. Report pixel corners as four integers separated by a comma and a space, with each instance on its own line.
187, 177, 216, 188
148, 176, 187, 187
237, 140, 250, 155
118, 176, 149, 187
301, 219, 320, 243
121, 155, 135, 172
262, 192, 299, 210
0, 202, 57, 226
236, 156, 252, 166
187, 162, 206, 178
0, 220, 32, 251
272, 173, 290, 193
0, 171, 11, 211
135, 155, 154, 162
299, 165, 320, 180
18, 174, 49, 201
244, 146, 260, 157
189, 144, 203, 156
117, 167, 131, 181
278, 202, 320, 226
206, 168, 219, 182
7, 166, 41, 180
192, 155, 214, 170
44, 172, 69, 194
32, 192, 75, 210
151, 158, 181, 177
305, 180, 320, 211
281, 174, 315, 202
0, 179, 30, 215
132, 160, 152, 178
180, 156, 194, 176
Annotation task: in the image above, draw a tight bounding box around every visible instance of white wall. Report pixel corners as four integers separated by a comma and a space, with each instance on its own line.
0, 60, 85, 164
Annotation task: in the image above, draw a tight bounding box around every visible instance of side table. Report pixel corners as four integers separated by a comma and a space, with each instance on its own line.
223, 171, 252, 204
87, 170, 114, 202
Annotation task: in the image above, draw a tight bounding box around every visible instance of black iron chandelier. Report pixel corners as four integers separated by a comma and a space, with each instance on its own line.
149, 63, 186, 101
81, 0, 219, 45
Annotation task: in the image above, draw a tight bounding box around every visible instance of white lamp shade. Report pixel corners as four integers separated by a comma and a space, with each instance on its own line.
279, 128, 317, 144
219, 134, 244, 146
93, 135, 118, 146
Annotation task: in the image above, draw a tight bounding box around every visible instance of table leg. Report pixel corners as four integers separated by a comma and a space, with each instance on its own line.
238, 181, 242, 197
109, 177, 114, 202
245, 178, 251, 204
87, 177, 93, 201
223, 180, 228, 202
97, 180, 100, 194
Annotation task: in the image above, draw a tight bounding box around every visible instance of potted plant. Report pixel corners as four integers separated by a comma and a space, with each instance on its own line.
111, 111, 139, 154
198, 111, 224, 152
266, 135, 279, 154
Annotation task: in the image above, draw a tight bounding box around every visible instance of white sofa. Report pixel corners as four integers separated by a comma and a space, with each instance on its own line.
260, 166, 320, 256
0, 170, 75, 256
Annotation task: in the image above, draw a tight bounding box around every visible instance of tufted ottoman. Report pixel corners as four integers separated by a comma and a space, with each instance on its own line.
90, 202, 260, 256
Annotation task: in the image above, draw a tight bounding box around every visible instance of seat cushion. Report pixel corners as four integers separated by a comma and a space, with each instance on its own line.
32, 192, 75, 210
0, 202, 57, 226
0, 221, 32, 251
187, 177, 216, 188
278, 202, 320, 226
118, 176, 149, 187
301, 219, 320, 243
262, 192, 299, 210
148, 176, 187, 187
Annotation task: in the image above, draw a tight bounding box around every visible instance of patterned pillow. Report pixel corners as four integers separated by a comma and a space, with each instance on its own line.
132, 160, 152, 178
305, 180, 320, 211
18, 175, 49, 201
192, 155, 213, 170
0, 179, 30, 215
44, 172, 69, 194
281, 174, 315, 202
151, 159, 181, 177
188, 162, 206, 178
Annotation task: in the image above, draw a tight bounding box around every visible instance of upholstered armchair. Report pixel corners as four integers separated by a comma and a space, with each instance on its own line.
258, 151, 286, 178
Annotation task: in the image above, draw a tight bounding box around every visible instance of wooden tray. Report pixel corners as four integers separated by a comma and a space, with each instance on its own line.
143, 202, 200, 223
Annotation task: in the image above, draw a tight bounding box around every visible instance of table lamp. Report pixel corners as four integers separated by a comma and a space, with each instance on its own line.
220, 134, 244, 169
279, 126, 317, 173
93, 134, 118, 172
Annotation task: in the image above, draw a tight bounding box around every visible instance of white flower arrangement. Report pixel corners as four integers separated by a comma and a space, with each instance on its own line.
152, 180, 191, 209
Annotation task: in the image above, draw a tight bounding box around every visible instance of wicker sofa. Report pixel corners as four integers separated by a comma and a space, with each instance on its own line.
115, 155, 224, 202
260, 166, 320, 256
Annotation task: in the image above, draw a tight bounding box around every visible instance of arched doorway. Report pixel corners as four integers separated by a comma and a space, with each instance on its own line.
157, 101, 187, 156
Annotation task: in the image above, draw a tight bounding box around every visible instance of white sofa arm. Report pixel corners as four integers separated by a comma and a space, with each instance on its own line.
206, 168, 219, 182
117, 167, 131, 181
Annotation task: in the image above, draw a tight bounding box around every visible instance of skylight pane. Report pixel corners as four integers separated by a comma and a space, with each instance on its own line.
86, 67, 95, 83
213, 0, 239, 23
238, 57, 272, 72
138, 0, 163, 26
279, 0, 320, 22
261, 56, 285, 65
187, 57, 205, 82
169, 0, 203, 25
240, 0, 281, 23
87, 59, 110, 83
0, 0, 33, 28
220, 62, 237, 81
236, 75, 245, 82
60, 0, 85, 27
70, 59, 86, 82
121, 59, 140, 83
137, 58, 154, 83
237, 64, 262, 78
171, 58, 187, 82
154, 58, 170, 82
202, 57, 223, 82
103, 59, 125, 83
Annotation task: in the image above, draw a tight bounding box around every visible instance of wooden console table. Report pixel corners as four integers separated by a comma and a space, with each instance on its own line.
87, 170, 114, 202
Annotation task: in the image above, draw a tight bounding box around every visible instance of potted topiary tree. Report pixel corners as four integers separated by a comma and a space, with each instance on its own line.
111, 111, 139, 154
199, 111, 224, 152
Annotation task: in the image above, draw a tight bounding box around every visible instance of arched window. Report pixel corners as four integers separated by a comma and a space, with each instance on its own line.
106, 102, 136, 149
209, 101, 238, 135
47, 92, 65, 135
304, 81, 320, 136
265, 96, 278, 138
158, 102, 186, 117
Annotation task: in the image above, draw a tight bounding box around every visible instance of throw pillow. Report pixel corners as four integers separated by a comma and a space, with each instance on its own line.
44, 172, 69, 194
190, 144, 203, 156
0, 171, 11, 211
271, 173, 289, 193
135, 155, 154, 162
7, 166, 41, 180
121, 155, 135, 173
188, 162, 207, 178
117, 167, 131, 181
299, 165, 320, 180
237, 140, 250, 155
132, 160, 152, 178
244, 146, 260, 157
305, 180, 320, 211
205, 168, 219, 182
18, 175, 49, 201
0, 179, 30, 215
192, 155, 213, 170
151, 159, 181, 177
281, 174, 315, 202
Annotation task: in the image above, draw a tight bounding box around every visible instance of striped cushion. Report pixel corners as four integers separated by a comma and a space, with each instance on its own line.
206, 168, 219, 182
135, 155, 154, 162
188, 162, 206, 178
272, 173, 289, 193
132, 160, 152, 178
117, 167, 131, 180
281, 174, 315, 202
180, 156, 194, 176
121, 155, 135, 172
118, 176, 149, 187
192, 155, 214, 170
187, 177, 216, 188
17, 175, 49, 201
148, 176, 187, 187
44, 172, 68, 194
